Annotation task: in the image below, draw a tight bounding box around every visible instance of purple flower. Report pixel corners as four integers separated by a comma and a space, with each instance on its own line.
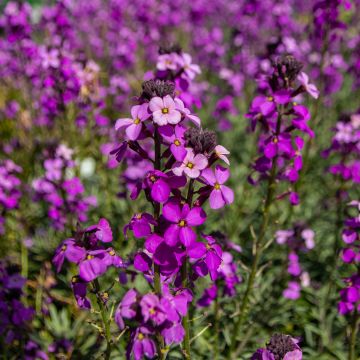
115, 289, 138, 329
115, 103, 150, 140
52, 239, 86, 273
214, 145, 230, 165
159, 124, 187, 161
201, 165, 234, 209
163, 201, 206, 247
128, 326, 156, 360
172, 148, 208, 178
283, 281, 301, 300
157, 53, 179, 71
71, 276, 91, 309
149, 95, 181, 126
124, 213, 156, 238
297, 72, 320, 99
264, 133, 293, 159
174, 98, 201, 127
140, 293, 166, 325
78, 250, 109, 282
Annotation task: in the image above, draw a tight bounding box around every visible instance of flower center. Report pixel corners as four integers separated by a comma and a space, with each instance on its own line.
150, 175, 156, 182
61, 245, 67, 251
187, 162, 194, 169
214, 183, 221, 190
135, 213, 142, 219
149, 308, 156, 315
138, 333, 144, 340
273, 137, 278, 144
162, 107, 169, 114
134, 118, 141, 125
178, 219, 187, 227
109, 250, 115, 256
87, 255, 94, 260
267, 96, 274, 101
174, 139, 181, 146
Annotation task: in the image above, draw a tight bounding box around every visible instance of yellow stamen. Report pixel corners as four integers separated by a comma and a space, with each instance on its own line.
149, 308, 156, 315
214, 183, 221, 190
109, 250, 115, 256
273, 137, 278, 144
162, 108, 169, 114
187, 162, 194, 169
138, 333, 144, 340
135, 213, 142, 219
174, 139, 181, 146
61, 245, 67, 251
178, 220, 186, 227
267, 96, 274, 101
87, 255, 94, 260
134, 118, 141, 125
150, 175, 156, 182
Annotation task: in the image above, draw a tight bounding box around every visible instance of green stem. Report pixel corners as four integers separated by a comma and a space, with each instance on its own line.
227, 112, 281, 358
349, 310, 359, 360
93, 279, 112, 360
213, 294, 220, 360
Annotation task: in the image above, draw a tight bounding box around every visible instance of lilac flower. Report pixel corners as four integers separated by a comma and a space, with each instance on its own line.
163, 201, 206, 247
115, 103, 150, 140
157, 53, 179, 71
297, 72, 320, 99
179, 53, 201, 80
214, 145, 230, 165
201, 165, 234, 209
172, 148, 208, 178
149, 95, 181, 126
283, 281, 301, 300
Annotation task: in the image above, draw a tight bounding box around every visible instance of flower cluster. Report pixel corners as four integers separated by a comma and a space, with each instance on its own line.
0, 160, 22, 234
247, 55, 318, 204
323, 112, 360, 183
32, 144, 96, 230
53, 218, 123, 308
338, 200, 360, 315
251, 333, 302, 360
112, 75, 234, 356
276, 225, 315, 300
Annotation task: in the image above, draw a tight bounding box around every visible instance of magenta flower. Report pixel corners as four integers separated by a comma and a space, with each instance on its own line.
115, 289, 138, 329
115, 103, 150, 140
283, 281, 301, 300
172, 148, 208, 178
52, 239, 86, 273
71, 276, 91, 309
201, 165, 234, 209
159, 124, 187, 161
78, 250, 109, 282
140, 293, 166, 325
297, 72, 320, 99
124, 213, 156, 238
129, 327, 156, 360
149, 95, 181, 126
264, 133, 293, 159
163, 200, 206, 247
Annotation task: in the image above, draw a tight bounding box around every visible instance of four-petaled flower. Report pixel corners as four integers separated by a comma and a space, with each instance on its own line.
149, 95, 181, 126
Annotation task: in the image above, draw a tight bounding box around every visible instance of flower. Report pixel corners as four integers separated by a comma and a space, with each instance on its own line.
172, 148, 208, 178
115, 289, 138, 329
128, 326, 157, 360
115, 103, 150, 140
140, 293, 167, 325
159, 124, 187, 161
163, 200, 206, 247
179, 53, 201, 80
201, 165, 234, 209
52, 239, 86, 273
149, 95, 181, 126
297, 72, 320, 99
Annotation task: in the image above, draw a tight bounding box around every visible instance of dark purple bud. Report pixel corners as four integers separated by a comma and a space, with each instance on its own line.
184, 128, 217, 155
141, 79, 175, 100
